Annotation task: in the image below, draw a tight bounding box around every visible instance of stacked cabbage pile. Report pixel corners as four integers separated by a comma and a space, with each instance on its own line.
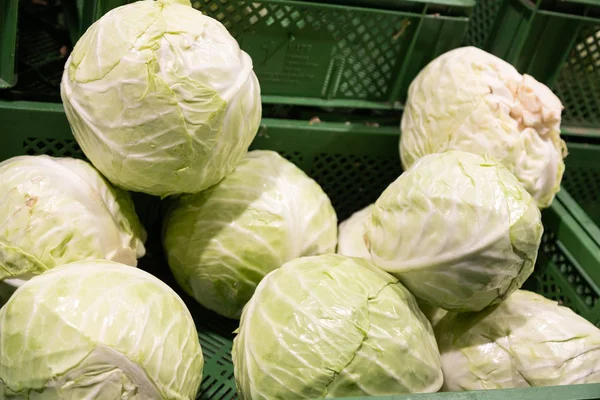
0, 0, 598, 397
1, 0, 261, 397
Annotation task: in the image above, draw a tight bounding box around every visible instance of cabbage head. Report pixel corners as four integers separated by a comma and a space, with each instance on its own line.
233, 254, 443, 399
436, 290, 600, 390
163, 150, 337, 319
337, 204, 372, 258
364, 150, 543, 312
400, 46, 567, 208
0, 155, 146, 289
61, 0, 261, 197
0, 260, 203, 399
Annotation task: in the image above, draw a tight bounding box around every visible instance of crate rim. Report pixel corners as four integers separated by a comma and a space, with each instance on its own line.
563, 127, 600, 140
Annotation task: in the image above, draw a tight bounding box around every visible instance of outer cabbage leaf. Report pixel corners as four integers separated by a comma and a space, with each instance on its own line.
337, 204, 372, 259
0, 155, 146, 286
400, 46, 567, 208
436, 290, 600, 390
233, 254, 443, 399
61, 0, 261, 197
0, 260, 203, 399
163, 150, 337, 319
364, 150, 543, 312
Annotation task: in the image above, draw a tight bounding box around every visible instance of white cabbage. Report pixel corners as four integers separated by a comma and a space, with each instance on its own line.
163, 150, 337, 319
337, 204, 373, 258
0, 155, 146, 288
233, 254, 443, 399
436, 290, 600, 390
400, 46, 567, 208
0, 260, 203, 399
364, 150, 543, 312
61, 0, 261, 197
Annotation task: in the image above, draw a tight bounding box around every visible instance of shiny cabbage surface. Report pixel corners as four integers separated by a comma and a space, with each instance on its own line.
61, 0, 261, 196
437, 290, 600, 390
233, 254, 443, 399
0, 261, 203, 399
365, 150, 543, 312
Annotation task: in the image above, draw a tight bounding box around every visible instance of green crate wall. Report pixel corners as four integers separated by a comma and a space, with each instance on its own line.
562, 142, 600, 225
2, 100, 600, 399
559, 136, 600, 247
0, 0, 78, 102
54, 0, 475, 110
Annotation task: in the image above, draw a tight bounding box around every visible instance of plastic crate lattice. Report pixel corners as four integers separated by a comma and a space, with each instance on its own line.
463, 0, 502, 47
335, 14, 405, 100
555, 25, 600, 126
196, 0, 407, 101
279, 150, 304, 166
22, 137, 84, 158
538, 231, 600, 322
309, 152, 400, 221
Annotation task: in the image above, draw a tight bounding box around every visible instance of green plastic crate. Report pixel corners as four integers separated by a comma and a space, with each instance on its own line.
76, 0, 474, 110
560, 133, 600, 245
0, 0, 18, 89
464, 0, 600, 128
1, 100, 599, 399
0, 0, 79, 102
555, 24, 600, 129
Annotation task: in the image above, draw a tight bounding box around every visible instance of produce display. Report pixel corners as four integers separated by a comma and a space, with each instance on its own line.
0, 155, 146, 290
163, 150, 337, 319
233, 254, 444, 399
364, 150, 543, 312
0, 261, 203, 398
400, 47, 567, 209
1, 0, 599, 398
436, 290, 600, 390
60, 0, 261, 197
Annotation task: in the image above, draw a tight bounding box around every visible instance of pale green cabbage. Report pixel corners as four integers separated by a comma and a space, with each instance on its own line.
61, 0, 261, 197
364, 150, 543, 312
336, 204, 373, 258
400, 46, 567, 208
233, 254, 443, 399
436, 290, 600, 390
0, 155, 146, 289
163, 150, 337, 319
0, 260, 203, 399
